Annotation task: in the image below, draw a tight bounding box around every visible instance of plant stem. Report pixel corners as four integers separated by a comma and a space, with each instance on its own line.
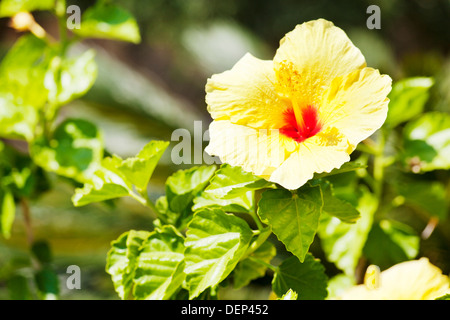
373, 130, 386, 200
20, 198, 34, 246
247, 256, 277, 272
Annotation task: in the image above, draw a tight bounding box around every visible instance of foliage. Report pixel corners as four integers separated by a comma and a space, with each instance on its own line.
0, 0, 449, 301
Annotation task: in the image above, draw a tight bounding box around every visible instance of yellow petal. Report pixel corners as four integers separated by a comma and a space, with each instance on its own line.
378, 258, 450, 300
205, 120, 294, 177
338, 258, 450, 300
269, 127, 352, 190
319, 67, 392, 146
205, 53, 287, 129
273, 19, 366, 105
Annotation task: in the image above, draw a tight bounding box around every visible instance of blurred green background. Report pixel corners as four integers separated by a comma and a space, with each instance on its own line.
0, 0, 449, 299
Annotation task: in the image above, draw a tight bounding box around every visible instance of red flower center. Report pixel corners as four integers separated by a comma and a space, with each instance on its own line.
280, 105, 322, 143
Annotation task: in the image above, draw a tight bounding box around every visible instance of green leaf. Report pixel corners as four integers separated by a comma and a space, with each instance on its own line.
31, 118, 104, 183
45, 50, 98, 116
279, 289, 298, 300
165, 165, 216, 213
192, 189, 253, 213
318, 187, 377, 275
403, 112, 450, 172
313, 162, 367, 179
386, 77, 434, 128
31, 240, 52, 265
106, 230, 150, 300
133, 226, 185, 300
115, 140, 169, 191
272, 254, 328, 300
0, 190, 15, 239
363, 219, 419, 270
0, 0, 55, 17
257, 185, 323, 262
233, 240, 276, 289
72, 140, 168, 207
0, 34, 54, 140
320, 180, 360, 224
34, 267, 59, 300
184, 208, 253, 299
436, 294, 450, 300
393, 179, 448, 220
204, 164, 273, 199
74, 3, 141, 44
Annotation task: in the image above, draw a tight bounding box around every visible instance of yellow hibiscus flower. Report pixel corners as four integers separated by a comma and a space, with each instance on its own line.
205, 19, 392, 190
338, 258, 450, 300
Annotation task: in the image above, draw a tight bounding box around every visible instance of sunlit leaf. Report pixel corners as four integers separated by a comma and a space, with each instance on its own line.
318, 187, 377, 275
184, 208, 253, 299
115, 140, 169, 191
74, 3, 141, 44
279, 289, 298, 300
320, 180, 360, 224
165, 165, 216, 213
403, 112, 450, 172
272, 254, 328, 300
0, 34, 54, 140
204, 164, 273, 199
386, 77, 434, 128
106, 230, 150, 300
133, 226, 185, 300
72, 140, 168, 207
31, 118, 103, 183
0, 0, 54, 17
45, 50, 98, 116
233, 240, 276, 289
313, 162, 366, 179
257, 185, 322, 262
0, 190, 15, 239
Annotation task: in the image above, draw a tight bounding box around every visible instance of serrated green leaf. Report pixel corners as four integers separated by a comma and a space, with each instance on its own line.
272, 254, 328, 300
320, 180, 360, 223
257, 185, 323, 262
0, 0, 55, 17
192, 189, 253, 213
165, 165, 216, 213
106, 230, 150, 300
31, 118, 103, 183
313, 162, 366, 179
204, 164, 273, 199
279, 289, 298, 300
363, 219, 419, 270
184, 208, 253, 299
233, 240, 276, 289
72, 140, 168, 207
403, 112, 450, 172
1, 190, 15, 239
115, 140, 169, 191
317, 187, 377, 275
133, 226, 185, 300
386, 77, 434, 128
74, 3, 141, 44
